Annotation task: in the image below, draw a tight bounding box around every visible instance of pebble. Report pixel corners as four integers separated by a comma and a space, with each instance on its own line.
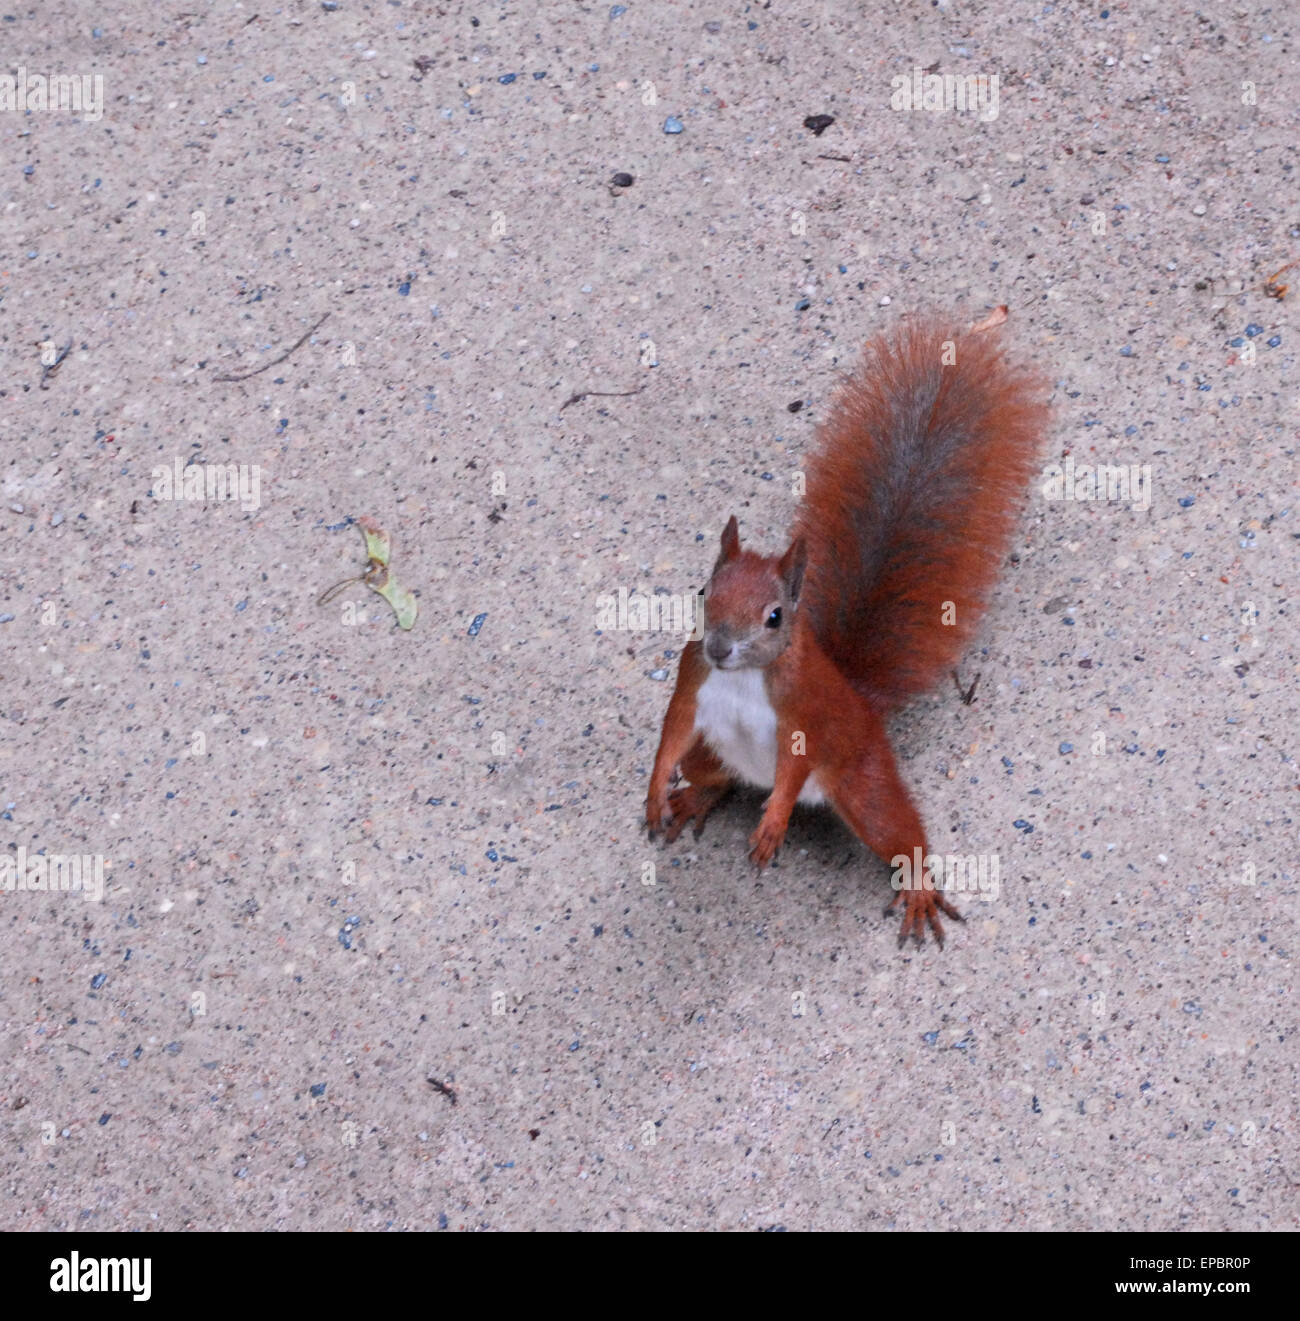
467, 612, 487, 637
662, 117, 684, 134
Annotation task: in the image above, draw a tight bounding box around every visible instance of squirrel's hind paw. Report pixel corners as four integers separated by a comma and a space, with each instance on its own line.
890, 888, 964, 949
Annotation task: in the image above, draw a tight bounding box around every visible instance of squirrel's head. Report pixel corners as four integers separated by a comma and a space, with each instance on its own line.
699, 515, 806, 671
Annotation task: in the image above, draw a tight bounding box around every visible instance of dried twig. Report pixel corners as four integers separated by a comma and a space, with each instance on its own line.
559, 383, 646, 411
426, 1077, 458, 1106
213, 312, 330, 383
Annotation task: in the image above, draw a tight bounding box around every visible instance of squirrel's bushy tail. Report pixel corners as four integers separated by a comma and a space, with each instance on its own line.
794, 319, 1048, 708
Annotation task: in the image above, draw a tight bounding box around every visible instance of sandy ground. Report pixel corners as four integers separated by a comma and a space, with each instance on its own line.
2, 1, 1296, 1231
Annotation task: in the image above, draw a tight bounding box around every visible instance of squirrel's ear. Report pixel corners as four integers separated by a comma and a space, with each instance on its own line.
779, 536, 807, 604
716, 515, 741, 565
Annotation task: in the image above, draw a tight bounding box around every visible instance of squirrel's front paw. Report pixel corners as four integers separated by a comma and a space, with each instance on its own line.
652, 784, 728, 844
645, 792, 672, 838
748, 817, 786, 869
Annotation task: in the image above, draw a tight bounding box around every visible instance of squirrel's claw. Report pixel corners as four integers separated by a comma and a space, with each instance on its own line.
652, 784, 727, 844
747, 818, 786, 869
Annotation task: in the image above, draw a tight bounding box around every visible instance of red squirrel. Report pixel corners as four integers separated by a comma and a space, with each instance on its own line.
645, 316, 1047, 946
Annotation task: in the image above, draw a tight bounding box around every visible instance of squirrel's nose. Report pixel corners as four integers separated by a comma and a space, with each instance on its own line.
705, 634, 735, 665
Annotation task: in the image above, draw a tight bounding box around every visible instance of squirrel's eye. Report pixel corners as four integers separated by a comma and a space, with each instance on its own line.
765, 608, 782, 629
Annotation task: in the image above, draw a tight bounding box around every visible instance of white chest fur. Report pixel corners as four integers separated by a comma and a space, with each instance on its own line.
693, 667, 825, 805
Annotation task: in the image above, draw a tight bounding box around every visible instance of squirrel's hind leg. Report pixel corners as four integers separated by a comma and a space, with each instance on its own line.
823, 735, 962, 948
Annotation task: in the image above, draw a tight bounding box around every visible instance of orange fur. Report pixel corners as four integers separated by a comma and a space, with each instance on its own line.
647, 316, 1048, 946
794, 320, 1048, 706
